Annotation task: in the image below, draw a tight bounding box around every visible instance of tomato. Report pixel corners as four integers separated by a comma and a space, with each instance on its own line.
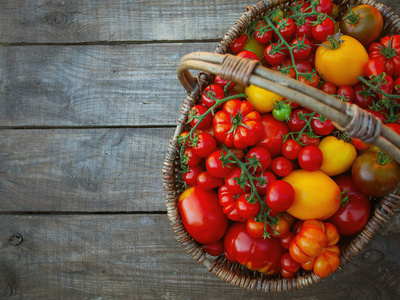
291, 36, 312, 60
298, 133, 320, 147
280, 231, 295, 249
336, 85, 355, 102
289, 220, 327, 264
298, 70, 320, 87
201, 84, 225, 108
368, 35, 400, 79
298, 145, 323, 171
295, 16, 314, 40
203, 240, 224, 256
328, 176, 371, 235
254, 20, 273, 44
324, 222, 340, 247
223, 222, 285, 274
257, 113, 290, 156
205, 149, 233, 178
188, 104, 212, 130
271, 156, 294, 177
365, 58, 385, 78
387, 122, 400, 135
351, 151, 400, 197
243, 37, 267, 59
237, 50, 259, 60
182, 165, 203, 186
265, 42, 287, 66
231, 34, 248, 54
253, 170, 277, 195
246, 218, 268, 239
274, 18, 295, 42
366, 108, 389, 123
294, 59, 312, 73
351, 138, 370, 151
236, 193, 261, 220
311, 114, 334, 136
271, 61, 296, 79
313, 247, 340, 278
340, 4, 383, 47
282, 139, 303, 160
316, 0, 333, 15
283, 170, 341, 220
375, 74, 394, 100
288, 108, 309, 132
218, 185, 246, 222
224, 166, 250, 195
245, 146, 272, 172
197, 171, 224, 191
318, 135, 357, 176
178, 187, 228, 244
271, 217, 291, 237
312, 18, 335, 42
315, 35, 369, 86
331, 3, 339, 19
281, 252, 301, 273
353, 83, 378, 109
272, 102, 291, 122
320, 82, 337, 95
245, 85, 283, 114
183, 147, 201, 166
266, 180, 295, 213
191, 132, 217, 158
214, 75, 236, 91
213, 100, 263, 149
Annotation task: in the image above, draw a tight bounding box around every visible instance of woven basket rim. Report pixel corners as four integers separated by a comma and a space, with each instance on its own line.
163, 0, 400, 293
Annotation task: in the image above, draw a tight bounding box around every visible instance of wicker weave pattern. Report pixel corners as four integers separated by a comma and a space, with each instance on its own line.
162, 0, 400, 292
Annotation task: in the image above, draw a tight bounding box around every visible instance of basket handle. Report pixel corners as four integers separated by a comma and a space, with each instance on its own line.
176, 51, 400, 163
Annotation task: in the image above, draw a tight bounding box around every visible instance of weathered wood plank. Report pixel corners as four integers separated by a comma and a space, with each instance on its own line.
0, 215, 398, 299
0, 0, 256, 44
0, 128, 174, 212
0, 43, 214, 127
0, 0, 399, 44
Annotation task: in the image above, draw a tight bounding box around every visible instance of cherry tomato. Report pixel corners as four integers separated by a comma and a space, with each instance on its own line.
291, 36, 312, 60
298, 145, 323, 171
312, 18, 335, 42
205, 149, 233, 178
282, 139, 303, 160
298, 133, 320, 147
265, 42, 287, 66
271, 157, 294, 177
316, 0, 333, 15
295, 16, 314, 40
298, 70, 320, 87
254, 170, 277, 195
288, 108, 309, 132
214, 75, 236, 91
311, 114, 335, 136
231, 34, 248, 54
280, 231, 295, 249
197, 171, 224, 191
272, 102, 292, 122
237, 50, 259, 60
246, 218, 268, 239
266, 180, 295, 213
271, 217, 290, 237
201, 84, 226, 108
281, 252, 301, 273
182, 165, 203, 186
320, 82, 337, 95
257, 113, 290, 156
336, 85, 355, 102
236, 193, 261, 220
353, 83, 378, 109
179, 187, 228, 244
254, 20, 273, 44
203, 240, 224, 256
274, 18, 296, 42
189, 104, 212, 130
245, 146, 272, 172
224, 166, 250, 195
387, 123, 400, 135
192, 132, 217, 158
365, 58, 385, 78
183, 147, 201, 166
351, 138, 370, 151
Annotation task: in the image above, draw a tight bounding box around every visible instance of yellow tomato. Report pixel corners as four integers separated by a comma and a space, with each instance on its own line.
318, 136, 357, 176
315, 35, 369, 86
245, 85, 283, 113
283, 170, 341, 221
243, 37, 266, 59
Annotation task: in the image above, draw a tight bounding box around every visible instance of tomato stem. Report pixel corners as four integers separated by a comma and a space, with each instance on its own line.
342, 5, 360, 25
377, 150, 393, 165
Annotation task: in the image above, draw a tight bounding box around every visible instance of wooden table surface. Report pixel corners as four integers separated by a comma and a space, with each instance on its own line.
0, 0, 399, 299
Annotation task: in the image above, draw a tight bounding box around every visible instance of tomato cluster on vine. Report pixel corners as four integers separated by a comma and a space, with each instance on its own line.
177, 0, 400, 280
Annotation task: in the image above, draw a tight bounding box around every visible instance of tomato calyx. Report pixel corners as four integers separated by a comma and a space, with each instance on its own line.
376, 150, 393, 165
319, 31, 344, 50
378, 36, 398, 59
342, 5, 360, 25
340, 191, 350, 207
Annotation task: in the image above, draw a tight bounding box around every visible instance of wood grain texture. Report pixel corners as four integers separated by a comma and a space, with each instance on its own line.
0, 0, 256, 44
0, 215, 398, 299
0, 128, 174, 212
0, 43, 214, 127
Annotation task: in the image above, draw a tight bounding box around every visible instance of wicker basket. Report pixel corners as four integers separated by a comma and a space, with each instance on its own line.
163, 0, 400, 292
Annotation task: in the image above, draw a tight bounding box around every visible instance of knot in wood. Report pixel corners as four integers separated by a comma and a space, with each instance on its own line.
340, 103, 382, 144
0, 281, 12, 297
361, 249, 384, 264
46, 10, 68, 27
220, 54, 259, 87
9, 233, 23, 246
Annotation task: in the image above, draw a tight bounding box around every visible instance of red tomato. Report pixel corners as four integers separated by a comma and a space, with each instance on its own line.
365, 58, 385, 78
182, 165, 203, 186
281, 252, 301, 273
288, 108, 309, 132
189, 104, 212, 130
351, 138, 370, 151
282, 139, 303, 160
320, 82, 337, 95
266, 180, 295, 212
236, 193, 261, 219
237, 50, 259, 60
246, 218, 268, 239
201, 84, 226, 108
298, 133, 320, 147
257, 113, 290, 156
295, 59, 312, 73
337, 85, 355, 102
224, 166, 250, 195
312, 18, 335, 42
231, 34, 248, 54
298, 71, 320, 87
214, 75, 236, 91
255, 20, 273, 44
298, 145, 323, 171
213, 100, 263, 149
353, 83, 378, 109
223, 222, 285, 274
280, 231, 295, 249
368, 35, 400, 79
291, 36, 312, 60
254, 170, 277, 195
203, 240, 224, 256
197, 171, 224, 191
218, 185, 246, 222
295, 16, 314, 40
205, 149, 233, 178
387, 122, 400, 134
366, 108, 388, 123
316, 0, 333, 15
265, 42, 287, 66
192, 132, 217, 158
311, 114, 335, 136
183, 147, 201, 166
375, 74, 394, 100
245, 146, 272, 172
179, 187, 228, 244
274, 18, 296, 42
271, 157, 294, 177
271, 217, 291, 237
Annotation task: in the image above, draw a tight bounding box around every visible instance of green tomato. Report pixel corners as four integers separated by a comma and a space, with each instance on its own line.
272, 102, 291, 122
243, 37, 267, 59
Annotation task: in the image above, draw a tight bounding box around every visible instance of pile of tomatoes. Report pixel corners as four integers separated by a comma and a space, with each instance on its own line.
177, 0, 400, 279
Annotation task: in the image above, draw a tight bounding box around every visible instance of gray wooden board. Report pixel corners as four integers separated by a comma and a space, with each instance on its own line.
0, 43, 214, 127
0, 0, 257, 44
0, 127, 174, 212
0, 215, 398, 299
